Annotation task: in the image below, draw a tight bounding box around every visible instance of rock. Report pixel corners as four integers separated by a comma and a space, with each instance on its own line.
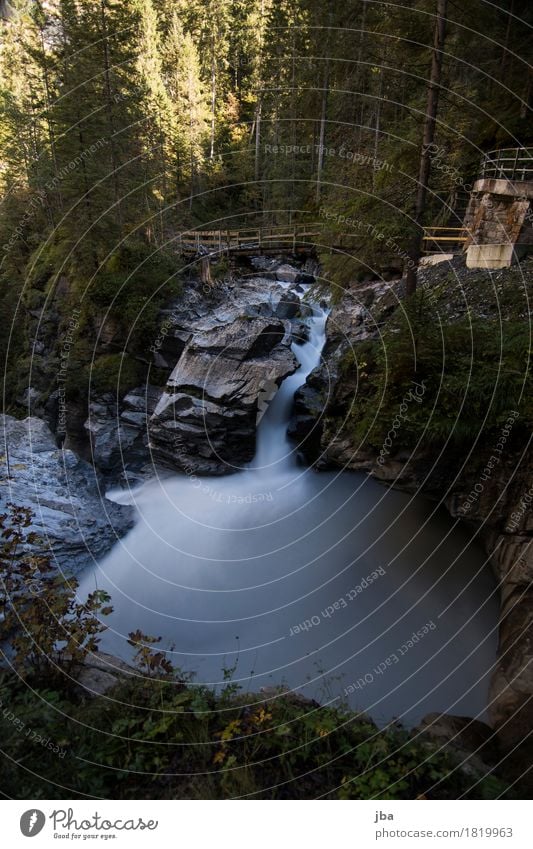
84, 385, 162, 474
415, 713, 500, 775
288, 375, 329, 457
488, 584, 533, 743
295, 272, 315, 286
259, 686, 321, 710
274, 291, 300, 319
292, 320, 310, 344
0, 415, 133, 575
85, 398, 138, 471
75, 651, 136, 697
16, 386, 41, 410
275, 263, 300, 283
76, 666, 124, 696
149, 316, 298, 474
250, 256, 278, 272
77, 273, 310, 476
144, 272, 314, 474
288, 279, 400, 464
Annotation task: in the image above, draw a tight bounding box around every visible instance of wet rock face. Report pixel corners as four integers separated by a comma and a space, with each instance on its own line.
0, 415, 133, 576
143, 269, 312, 475
288, 278, 398, 461
80, 270, 311, 476
415, 713, 500, 777
149, 315, 298, 475
84, 386, 161, 475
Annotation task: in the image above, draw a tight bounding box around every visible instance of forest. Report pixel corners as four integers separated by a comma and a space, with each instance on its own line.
0, 0, 531, 411
1, 0, 533, 807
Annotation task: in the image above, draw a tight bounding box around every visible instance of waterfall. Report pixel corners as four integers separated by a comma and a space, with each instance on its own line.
252, 304, 328, 470
79, 291, 498, 727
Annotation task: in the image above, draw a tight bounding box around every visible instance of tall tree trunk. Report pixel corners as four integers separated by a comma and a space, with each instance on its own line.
210, 33, 216, 160
405, 0, 448, 296
290, 24, 296, 208
316, 58, 330, 205
38, 25, 62, 217
100, 0, 122, 233
255, 0, 265, 193
356, 0, 367, 142
316, 8, 333, 205
254, 97, 262, 183
372, 69, 384, 190
500, 0, 515, 82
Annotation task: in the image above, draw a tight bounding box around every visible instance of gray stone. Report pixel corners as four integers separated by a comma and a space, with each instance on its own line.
84, 385, 162, 473
75, 651, 136, 697
0, 415, 133, 575
414, 713, 499, 775
149, 316, 298, 474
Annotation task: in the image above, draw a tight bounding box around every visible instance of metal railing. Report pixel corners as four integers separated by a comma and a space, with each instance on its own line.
480, 147, 533, 182
422, 227, 468, 254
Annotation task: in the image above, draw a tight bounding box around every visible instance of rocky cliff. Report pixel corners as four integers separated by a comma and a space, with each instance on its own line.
146, 271, 309, 475
77, 266, 313, 477
0, 415, 133, 575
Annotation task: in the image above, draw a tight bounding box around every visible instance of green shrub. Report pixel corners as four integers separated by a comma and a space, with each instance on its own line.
88, 353, 146, 396
336, 291, 533, 452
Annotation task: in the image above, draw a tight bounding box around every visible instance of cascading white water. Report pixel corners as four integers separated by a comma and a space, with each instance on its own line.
78, 295, 498, 726
251, 304, 328, 470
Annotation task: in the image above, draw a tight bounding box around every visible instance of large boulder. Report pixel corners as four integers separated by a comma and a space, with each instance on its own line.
75, 651, 136, 697
0, 416, 133, 575
414, 713, 500, 777
149, 316, 298, 474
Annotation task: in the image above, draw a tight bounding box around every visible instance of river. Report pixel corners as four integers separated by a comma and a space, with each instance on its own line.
78, 299, 498, 726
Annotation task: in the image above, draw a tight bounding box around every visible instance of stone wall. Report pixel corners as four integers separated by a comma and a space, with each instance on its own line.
463, 178, 533, 268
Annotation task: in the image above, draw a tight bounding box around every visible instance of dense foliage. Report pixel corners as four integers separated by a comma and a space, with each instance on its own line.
0, 667, 513, 799
333, 272, 533, 454
0, 503, 113, 676
1, 2, 531, 417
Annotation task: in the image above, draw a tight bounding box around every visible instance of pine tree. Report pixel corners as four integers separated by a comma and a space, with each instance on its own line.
161, 10, 209, 207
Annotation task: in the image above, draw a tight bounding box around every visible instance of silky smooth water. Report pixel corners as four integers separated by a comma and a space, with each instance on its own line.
79, 303, 498, 726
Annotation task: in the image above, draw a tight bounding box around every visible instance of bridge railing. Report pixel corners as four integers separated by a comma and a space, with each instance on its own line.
480, 147, 533, 183
175, 224, 374, 255
175, 223, 328, 254
422, 226, 468, 254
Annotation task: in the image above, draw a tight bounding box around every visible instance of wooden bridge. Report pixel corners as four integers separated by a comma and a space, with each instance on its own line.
175, 222, 467, 259
175, 223, 330, 256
